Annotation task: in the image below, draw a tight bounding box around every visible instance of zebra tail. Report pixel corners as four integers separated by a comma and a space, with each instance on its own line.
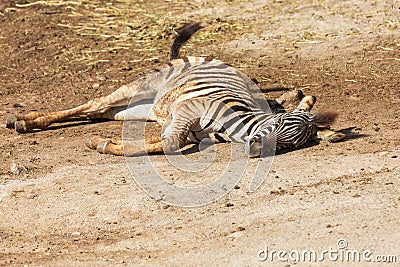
170, 22, 208, 60
312, 110, 339, 128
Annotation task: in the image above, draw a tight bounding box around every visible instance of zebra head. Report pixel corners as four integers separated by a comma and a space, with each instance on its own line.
244, 111, 317, 158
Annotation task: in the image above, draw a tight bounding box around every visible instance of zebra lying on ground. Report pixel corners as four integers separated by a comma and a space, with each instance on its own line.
6, 23, 345, 157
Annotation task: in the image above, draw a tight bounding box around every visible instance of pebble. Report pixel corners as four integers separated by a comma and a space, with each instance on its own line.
92, 83, 100, 89
10, 162, 27, 175
227, 231, 243, 239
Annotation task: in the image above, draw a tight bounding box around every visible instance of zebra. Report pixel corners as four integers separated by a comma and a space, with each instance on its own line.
6, 22, 345, 157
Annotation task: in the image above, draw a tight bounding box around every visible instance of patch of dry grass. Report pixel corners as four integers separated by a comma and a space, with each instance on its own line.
12, 0, 250, 69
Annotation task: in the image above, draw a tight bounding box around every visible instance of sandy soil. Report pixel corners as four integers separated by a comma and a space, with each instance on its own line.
0, 0, 399, 265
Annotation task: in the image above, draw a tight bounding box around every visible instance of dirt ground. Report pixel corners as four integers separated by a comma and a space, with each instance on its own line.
0, 0, 399, 265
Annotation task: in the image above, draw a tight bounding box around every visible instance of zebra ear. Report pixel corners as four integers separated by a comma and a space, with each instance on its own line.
245, 135, 276, 158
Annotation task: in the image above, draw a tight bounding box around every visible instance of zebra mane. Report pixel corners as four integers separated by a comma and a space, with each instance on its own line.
170, 22, 208, 61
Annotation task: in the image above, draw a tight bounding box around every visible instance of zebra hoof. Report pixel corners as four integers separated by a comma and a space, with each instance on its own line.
85, 136, 106, 150
96, 141, 110, 154
6, 115, 17, 128
15, 120, 28, 133
316, 129, 346, 143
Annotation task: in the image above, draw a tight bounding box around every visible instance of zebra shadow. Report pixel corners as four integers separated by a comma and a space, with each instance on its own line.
180, 126, 366, 157
338, 126, 368, 141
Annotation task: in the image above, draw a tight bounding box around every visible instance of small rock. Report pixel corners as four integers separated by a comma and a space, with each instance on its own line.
92, 83, 100, 89
96, 75, 106, 81
13, 103, 23, 108
227, 231, 243, 239
10, 162, 27, 175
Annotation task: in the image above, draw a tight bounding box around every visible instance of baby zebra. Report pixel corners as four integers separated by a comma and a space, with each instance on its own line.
6, 23, 345, 157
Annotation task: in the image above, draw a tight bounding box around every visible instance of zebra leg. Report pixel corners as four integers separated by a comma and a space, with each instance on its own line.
87, 100, 156, 121
274, 89, 305, 106
11, 103, 96, 133
91, 129, 191, 156
7, 76, 157, 133
316, 129, 346, 142
89, 108, 196, 156
85, 136, 124, 150
87, 135, 184, 156
96, 137, 163, 157
6, 112, 47, 128
268, 90, 305, 113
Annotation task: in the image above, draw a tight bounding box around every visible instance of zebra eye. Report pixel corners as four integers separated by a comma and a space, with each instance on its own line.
250, 136, 262, 144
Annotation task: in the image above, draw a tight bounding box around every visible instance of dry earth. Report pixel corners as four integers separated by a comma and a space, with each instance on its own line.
0, 0, 399, 266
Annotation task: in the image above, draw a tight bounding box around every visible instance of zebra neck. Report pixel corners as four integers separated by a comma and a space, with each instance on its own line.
244, 111, 283, 140
222, 111, 279, 142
